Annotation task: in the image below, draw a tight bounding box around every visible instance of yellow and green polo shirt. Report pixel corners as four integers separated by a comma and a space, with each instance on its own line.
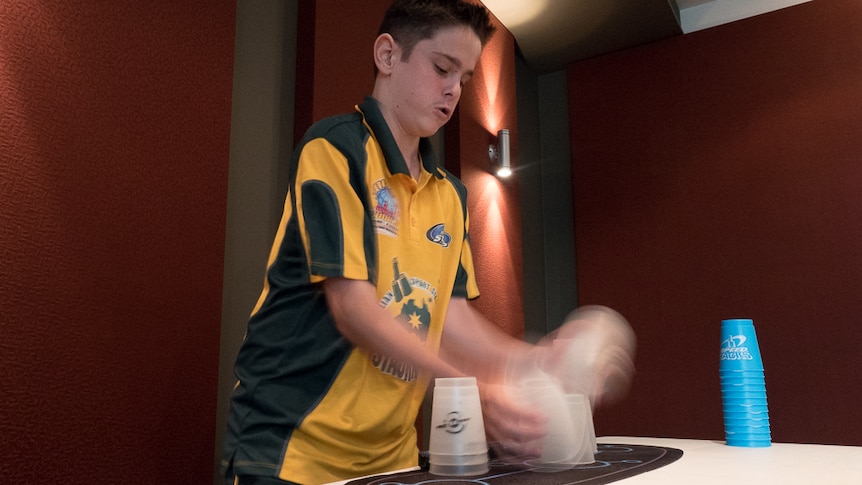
223, 97, 480, 485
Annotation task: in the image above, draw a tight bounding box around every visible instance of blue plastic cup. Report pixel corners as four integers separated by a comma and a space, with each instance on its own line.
724, 414, 770, 424
723, 404, 768, 415
723, 408, 769, 418
720, 319, 764, 371
721, 393, 768, 406
727, 438, 772, 448
721, 389, 767, 399
723, 406, 769, 420
720, 318, 772, 448
720, 372, 766, 383
721, 381, 767, 399
718, 368, 764, 379
722, 388, 766, 397
720, 377, 766, 387
724, 417, 770, 427
720, 373, 765, 380
723, 404, 769, 413
722, 380, 766, 390
726, 429, 771, 439
726, 428, 771, 438
724, 416, 769, 426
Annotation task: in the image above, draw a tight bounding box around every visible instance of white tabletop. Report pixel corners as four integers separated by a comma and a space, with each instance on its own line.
598, 436, 862, 484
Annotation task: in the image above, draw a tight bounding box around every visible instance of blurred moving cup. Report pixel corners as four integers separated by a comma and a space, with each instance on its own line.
563, 393, 596, 464
507, 370, 577, 467
428, 377, 490, 476
547, 305, 637, 407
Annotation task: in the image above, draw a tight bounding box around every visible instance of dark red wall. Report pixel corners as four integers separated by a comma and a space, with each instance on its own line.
295, 1, 524, 337
294, 0, 383, 138
0, 1, 235, 482
569, 0, 862, 445
454, 22, 523, 337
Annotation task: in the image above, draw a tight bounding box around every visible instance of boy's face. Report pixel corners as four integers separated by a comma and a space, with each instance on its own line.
387, 25, 483, 138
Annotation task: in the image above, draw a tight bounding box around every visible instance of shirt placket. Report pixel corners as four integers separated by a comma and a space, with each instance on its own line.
404, 172, 431, 244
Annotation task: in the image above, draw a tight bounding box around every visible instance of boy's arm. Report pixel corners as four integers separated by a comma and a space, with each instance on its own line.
439, 297, 547, 456
324, 279, 546, 456
322, 277, 464, 380
438, 297, 537, 381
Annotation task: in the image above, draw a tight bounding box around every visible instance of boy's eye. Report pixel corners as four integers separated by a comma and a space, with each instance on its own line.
435, 64, 448, 75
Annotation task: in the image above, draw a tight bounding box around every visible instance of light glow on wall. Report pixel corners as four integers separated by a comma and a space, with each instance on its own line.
471, 30, 512, 136
475, 173, 516, 273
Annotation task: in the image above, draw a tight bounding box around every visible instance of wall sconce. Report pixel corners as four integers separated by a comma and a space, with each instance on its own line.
488, 129, 511, 178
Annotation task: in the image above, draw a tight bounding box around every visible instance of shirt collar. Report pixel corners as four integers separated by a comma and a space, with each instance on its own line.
357, 96, 445, 180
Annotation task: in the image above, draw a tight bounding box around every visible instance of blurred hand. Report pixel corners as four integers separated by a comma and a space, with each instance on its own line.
543, 305, 637, 407
590, 342, 636, 407
478, 382, 546, 459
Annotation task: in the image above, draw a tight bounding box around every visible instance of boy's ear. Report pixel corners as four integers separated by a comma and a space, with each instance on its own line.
373, 33, 397, 74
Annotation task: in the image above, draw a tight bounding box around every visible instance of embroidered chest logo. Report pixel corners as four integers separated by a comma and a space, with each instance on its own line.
372, 179, 398, 237
426, 223, 451, 248
373, 258, 438, 382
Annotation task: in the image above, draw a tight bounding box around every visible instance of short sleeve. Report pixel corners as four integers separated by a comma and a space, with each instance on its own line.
294, 138, 372, 282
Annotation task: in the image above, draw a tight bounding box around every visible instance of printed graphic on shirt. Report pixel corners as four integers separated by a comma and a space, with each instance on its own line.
425, 223, 451, 248
373, 258, 438, 382
373, 179, 398, 237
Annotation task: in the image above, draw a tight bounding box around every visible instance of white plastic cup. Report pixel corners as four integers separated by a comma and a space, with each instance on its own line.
510, 372, 577, 465
428, 377, 489, 476
563, 394, 596, 464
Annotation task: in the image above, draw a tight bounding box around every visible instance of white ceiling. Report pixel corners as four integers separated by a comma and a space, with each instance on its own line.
481, 0, 812, 72
678, 0, 811, 33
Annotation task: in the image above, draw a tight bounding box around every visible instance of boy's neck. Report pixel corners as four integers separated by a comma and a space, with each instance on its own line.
373, 94, 422, 179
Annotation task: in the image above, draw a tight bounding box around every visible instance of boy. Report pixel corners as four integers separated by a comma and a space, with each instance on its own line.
223, 1, 634, 483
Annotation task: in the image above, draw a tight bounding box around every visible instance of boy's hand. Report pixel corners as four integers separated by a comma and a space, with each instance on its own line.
478, 382, 546, 459
543, 305, 636, 407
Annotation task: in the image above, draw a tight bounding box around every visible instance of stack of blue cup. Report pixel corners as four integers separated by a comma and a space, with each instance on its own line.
720, 318, 771, 447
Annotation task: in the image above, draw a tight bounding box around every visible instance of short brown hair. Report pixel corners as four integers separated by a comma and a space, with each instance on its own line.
378, 0, 496, 61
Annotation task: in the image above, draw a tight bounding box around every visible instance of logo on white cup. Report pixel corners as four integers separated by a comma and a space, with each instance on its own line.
436, 411, 470, 434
